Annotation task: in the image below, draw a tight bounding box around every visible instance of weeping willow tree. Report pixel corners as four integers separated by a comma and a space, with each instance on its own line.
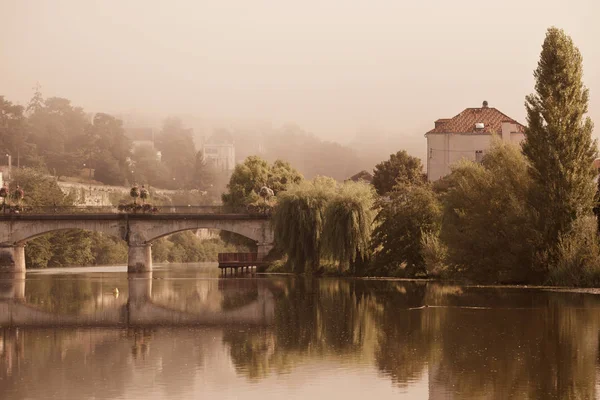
272, 177, 337, 274
322, 181, 376, 272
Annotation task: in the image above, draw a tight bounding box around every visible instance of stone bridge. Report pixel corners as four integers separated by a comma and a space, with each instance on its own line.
0, 272, 275, 327
0, 213, 274, 273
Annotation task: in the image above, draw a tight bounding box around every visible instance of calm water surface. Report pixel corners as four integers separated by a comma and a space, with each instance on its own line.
1, 263, 600, 399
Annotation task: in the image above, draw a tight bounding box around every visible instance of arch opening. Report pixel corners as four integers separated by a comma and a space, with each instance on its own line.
150, 228, 254, 264
21, 229, 127, 269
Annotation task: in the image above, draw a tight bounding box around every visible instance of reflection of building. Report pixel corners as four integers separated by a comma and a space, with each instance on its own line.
202, 143, 236, 171
425, 101, 526, 181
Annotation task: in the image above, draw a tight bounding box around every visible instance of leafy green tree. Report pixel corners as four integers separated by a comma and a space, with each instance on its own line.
440, 142, 536, 283
88, 113, 131, 162
130, 144, 171, 187
267, 160, 303, 194
222, 156, 269, 209
522, 27, 597, 264
94, 151, 127, 185
44, 151, 85, 178
222, 156, 303, 210
10, 168, 74, 206
372, 150, 424, 196
24, 236, 53, 269
47, 230, 95, 267
322, 181, 376, 272
0, 96, 35, 166
272, 177, 337, 274
26, 82, 44, 115
370, 184, 441, 276
90, 234, 127, 265
150, 233, 243, 263
28, 97, 88, 156
192, 151, 216, 190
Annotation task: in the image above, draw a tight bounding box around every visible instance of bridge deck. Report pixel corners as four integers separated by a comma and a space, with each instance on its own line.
0, 213, 268, 221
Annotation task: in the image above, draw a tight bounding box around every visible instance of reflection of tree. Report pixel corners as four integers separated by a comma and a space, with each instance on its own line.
371, 282, 430, 386
427, 289, 600, 399
4, 271, 600, 399
223, 278, 377, 380
224, 328, 276, 381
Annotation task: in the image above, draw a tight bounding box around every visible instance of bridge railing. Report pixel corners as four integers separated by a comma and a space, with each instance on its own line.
0, 205, 237, 215
218, 253, 264, 263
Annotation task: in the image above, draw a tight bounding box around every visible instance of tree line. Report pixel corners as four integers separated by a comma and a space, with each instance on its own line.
220, 27, 599, 286
0, 87, 221, 195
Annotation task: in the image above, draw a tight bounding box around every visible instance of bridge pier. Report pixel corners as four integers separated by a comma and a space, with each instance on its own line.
257, 243, 274, 260
0, 245, 26, 273
128, 244, 152, 273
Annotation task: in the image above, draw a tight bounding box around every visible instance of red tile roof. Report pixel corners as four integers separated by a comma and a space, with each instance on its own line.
426, 106, 526, 134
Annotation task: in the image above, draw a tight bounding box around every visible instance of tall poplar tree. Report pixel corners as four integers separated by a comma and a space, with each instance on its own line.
522, 27, 596, 257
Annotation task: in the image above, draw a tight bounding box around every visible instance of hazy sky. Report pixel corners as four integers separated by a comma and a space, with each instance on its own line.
1, 0, 599, 144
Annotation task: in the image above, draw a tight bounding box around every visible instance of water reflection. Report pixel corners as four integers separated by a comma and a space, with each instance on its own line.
2, 267, 600, 399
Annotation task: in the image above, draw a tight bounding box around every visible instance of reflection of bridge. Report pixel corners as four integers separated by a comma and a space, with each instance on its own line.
0, 273, 275, 327
0, 211, 274, 273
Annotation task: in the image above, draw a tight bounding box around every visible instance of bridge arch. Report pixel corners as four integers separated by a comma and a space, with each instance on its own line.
0, 214, 274, 273
0, 219, 125, 246
130, 219, 273, 245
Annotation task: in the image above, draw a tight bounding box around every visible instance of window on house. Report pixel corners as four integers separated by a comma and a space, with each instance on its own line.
429, 148, 433, 159
475, 150, 484, 163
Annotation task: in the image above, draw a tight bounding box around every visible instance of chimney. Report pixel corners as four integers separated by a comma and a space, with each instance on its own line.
482, 100, 489, 108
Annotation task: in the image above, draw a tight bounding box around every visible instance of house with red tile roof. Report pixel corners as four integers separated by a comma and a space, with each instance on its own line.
425, 101, 526, 181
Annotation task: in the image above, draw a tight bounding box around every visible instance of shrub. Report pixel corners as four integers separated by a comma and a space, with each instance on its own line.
547, 216, 600, 287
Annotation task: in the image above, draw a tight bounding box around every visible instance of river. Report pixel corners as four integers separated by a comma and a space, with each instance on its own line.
1, 263, 600, 399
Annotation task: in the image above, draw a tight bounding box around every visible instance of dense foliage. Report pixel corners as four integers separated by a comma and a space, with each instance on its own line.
322, 181, 376, 272
152, 232, 246, 263
272, 177, 337, 273
371, 150, 424, 196
439, 143, 536, 283
273, 178, 376, 274
522, 27, 598, 270
370, 183, 441, 277
221, 156, 303, 210
1, 88, 223, 195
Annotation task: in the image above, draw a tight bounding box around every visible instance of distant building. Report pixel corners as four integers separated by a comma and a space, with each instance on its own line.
202, 144, 235, 171
347, 170, 373, 183
127, 128, 155, 150
202, 143, 236, 171
425, 101, 526, 181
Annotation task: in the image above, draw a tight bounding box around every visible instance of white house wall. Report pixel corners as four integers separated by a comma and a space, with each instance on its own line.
427, 132, 525, 181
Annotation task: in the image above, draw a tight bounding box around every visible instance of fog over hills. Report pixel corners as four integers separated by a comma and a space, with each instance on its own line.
1, 0, 599, 173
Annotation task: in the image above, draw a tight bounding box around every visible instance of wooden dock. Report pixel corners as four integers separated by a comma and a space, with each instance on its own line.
218, 252, 268, 276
